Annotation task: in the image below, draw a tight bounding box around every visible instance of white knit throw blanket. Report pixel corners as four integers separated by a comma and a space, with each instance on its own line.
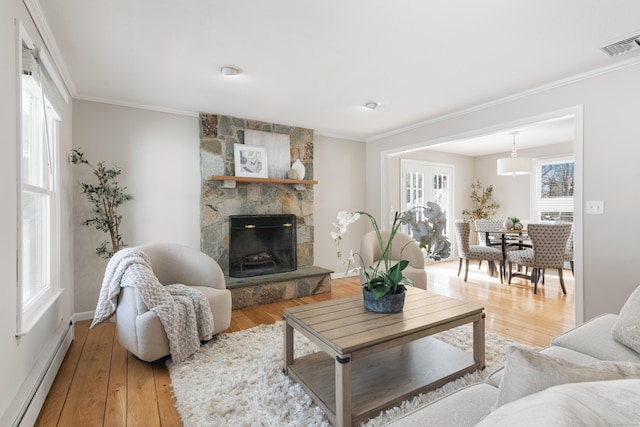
91, 248, 214, 363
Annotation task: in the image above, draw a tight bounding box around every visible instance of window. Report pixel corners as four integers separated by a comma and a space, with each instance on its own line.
532, 155, 574, 223
17, 25, 65, 335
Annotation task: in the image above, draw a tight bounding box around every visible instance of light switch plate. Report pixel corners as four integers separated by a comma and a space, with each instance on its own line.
586, 200, 604, 214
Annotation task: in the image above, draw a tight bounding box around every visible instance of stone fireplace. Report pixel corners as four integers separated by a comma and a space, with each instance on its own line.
199, 113, 331, 308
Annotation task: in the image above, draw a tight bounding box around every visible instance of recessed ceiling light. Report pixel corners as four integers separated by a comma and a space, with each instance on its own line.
220, 66, 241, 76
364, 102, 381, 110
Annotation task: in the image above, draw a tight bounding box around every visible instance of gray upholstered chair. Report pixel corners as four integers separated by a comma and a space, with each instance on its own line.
454, 221, 504, 283
116, 243, 232, 362
564, 223, 575, 276
474, 218, 504, 247
473, 218, 504, 271
506, 223, 572, 294
359, 230, 427, 290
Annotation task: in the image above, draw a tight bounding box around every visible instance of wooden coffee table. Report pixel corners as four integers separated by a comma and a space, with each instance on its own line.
283, 287, 485, 426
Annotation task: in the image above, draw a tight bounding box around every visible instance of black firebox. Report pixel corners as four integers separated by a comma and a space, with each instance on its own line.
228, 214, 297, 278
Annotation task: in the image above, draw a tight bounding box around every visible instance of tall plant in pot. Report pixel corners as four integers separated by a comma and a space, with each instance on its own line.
71, 149, 133, 259
462, 180, 500, 221
331, 202, 451, 313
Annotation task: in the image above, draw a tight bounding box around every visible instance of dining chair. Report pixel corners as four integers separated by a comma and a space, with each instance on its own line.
473, 218, 503, 271
562, 222, 575, 276
474, 218, 504, 247
454, 221, 504, 283
506, 223, 572, 294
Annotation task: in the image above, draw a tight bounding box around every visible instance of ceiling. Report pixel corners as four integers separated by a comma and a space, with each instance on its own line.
35, 1, 640, 145
424, 115, 576, 157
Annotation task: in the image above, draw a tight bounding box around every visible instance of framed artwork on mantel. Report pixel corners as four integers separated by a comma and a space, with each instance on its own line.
234, 144, 268, 178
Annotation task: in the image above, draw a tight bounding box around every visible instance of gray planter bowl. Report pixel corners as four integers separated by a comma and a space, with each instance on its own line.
362, 287, 406, 313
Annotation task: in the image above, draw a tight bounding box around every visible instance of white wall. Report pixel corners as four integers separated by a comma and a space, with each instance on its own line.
0, 1, 74, 423
367, 61, 640, 320
313, 134, 367, 275
73, 100, 200, 313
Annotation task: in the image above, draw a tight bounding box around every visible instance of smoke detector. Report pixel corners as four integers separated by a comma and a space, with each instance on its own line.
602, 33, 640, 56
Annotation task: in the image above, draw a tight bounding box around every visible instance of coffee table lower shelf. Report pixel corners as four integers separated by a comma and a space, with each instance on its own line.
286, 336, 480, 425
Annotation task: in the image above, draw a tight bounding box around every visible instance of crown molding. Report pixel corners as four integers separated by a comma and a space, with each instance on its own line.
74, 95, 199, 117
313, 130, 365, 142
366, 55, 640, 143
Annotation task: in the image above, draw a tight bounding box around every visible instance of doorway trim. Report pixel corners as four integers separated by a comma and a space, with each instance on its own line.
379, 104, 584, 324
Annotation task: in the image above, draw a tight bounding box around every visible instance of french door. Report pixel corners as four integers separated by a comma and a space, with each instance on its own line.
400, 160, 453, 259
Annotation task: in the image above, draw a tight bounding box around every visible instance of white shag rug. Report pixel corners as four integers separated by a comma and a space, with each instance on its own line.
167, 321, 517, 427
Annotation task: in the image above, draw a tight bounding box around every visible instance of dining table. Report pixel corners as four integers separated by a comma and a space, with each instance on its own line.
475, 226, 532, 278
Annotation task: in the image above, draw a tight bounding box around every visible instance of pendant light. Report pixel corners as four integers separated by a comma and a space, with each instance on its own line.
497, 131, 531, 176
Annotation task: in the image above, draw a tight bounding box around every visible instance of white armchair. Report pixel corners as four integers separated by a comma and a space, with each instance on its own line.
115, 243, 232, 362
359, 230, 427, 289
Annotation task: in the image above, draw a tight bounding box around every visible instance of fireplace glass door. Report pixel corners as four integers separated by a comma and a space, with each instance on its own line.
228, 214, 296, 278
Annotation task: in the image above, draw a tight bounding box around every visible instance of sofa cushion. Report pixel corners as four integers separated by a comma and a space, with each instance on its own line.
539, 345, 602, 364
477, 379, 640, 426
486, 346, 603, 388
484, 367, 504, 388
385, 383, 497, 427
612, 285, 640, 354
551, 314, 640, 362
495, 344, 640, 408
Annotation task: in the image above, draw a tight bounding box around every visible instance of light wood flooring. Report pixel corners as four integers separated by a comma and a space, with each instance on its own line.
35, 261, 575, 426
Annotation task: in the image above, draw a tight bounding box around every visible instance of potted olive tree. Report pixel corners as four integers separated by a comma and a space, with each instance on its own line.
71, 149, 133, 259
462, 180, 500, 221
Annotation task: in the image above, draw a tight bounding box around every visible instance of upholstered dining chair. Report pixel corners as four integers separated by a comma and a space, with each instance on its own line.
360, 230, 427, 289
474, 218, 504, 247
506, 223, 572, 294
564, 223, 575, 276
473, 218, 504, 271
454, 221, 504, 283
116, 242, 232, 362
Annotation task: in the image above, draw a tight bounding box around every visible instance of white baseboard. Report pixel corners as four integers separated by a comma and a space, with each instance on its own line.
73, 310, 95, 322
12, 321, 74, 427
330, 268, 361, 279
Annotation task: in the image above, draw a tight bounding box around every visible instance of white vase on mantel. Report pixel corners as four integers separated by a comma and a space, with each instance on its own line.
290, 159, 305, 180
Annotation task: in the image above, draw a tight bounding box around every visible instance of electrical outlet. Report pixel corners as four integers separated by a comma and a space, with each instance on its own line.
586, 200, 604, 214
337, 251, 341, 258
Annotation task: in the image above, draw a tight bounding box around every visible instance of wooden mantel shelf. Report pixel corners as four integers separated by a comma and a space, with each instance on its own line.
208, 175, 318, 189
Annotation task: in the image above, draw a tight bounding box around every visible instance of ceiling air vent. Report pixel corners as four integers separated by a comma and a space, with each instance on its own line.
602, 35, 640, 56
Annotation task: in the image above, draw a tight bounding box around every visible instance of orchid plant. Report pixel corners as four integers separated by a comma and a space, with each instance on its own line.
331, 202, 451, 299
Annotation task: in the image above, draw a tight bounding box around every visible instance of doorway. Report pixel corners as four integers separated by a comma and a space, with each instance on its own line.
379, 106, 583, 323
400, 160, 453, 255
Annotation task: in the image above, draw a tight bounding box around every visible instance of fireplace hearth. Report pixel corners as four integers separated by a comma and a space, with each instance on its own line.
228, 214, 297, 278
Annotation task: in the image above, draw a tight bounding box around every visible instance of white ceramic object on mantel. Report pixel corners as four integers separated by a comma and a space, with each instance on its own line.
290, 159, 305, 180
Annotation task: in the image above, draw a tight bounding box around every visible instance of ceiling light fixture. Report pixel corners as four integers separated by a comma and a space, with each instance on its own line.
497, 131, 532, 176
364, 102, 381, 110
220, 66, 241, 76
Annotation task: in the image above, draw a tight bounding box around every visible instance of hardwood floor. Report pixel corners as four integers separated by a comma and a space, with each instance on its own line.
35, 261, 574, 426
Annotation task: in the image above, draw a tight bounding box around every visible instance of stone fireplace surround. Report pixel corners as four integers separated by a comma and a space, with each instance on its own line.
199, 113, 331, 309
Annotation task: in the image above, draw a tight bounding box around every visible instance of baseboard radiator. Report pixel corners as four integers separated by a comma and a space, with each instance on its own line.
13, 321, 74, 427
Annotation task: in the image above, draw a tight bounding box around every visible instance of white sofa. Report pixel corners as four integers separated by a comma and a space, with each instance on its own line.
387, 286, 640, 426
115, 243, 232, 362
